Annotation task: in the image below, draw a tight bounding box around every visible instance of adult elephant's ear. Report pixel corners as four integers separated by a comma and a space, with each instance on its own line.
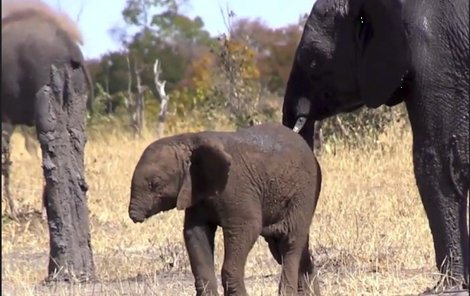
176, 136, 232, 210
356, 0, 409, 108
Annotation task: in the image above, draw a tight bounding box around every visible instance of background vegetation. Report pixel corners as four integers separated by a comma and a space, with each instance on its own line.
79, 0, 407, 143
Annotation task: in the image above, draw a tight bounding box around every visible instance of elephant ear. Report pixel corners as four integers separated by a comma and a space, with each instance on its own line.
176, 136, 232, 210
356, 0, 408, 108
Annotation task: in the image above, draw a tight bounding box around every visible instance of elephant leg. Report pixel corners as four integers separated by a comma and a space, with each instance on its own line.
297, 239, 320, 296
2, 123, 18, 220
183, 218, 218, 296
221, 223, 261, 296
413, 136, 469, 290
267, 235, 320, 295
22, 126, 38, 158
277, 234, 309, 296
265, 237, 282, 264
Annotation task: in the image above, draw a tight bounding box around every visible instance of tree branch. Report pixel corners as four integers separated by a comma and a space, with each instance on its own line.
153, 59, 170, 137
75, 0, 85, 24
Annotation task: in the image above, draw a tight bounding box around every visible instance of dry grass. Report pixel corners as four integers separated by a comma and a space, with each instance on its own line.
2, 120, 444, 296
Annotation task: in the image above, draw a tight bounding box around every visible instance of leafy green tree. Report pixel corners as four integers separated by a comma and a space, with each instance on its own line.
120, 0, 213, 97
231, 19, 302, 95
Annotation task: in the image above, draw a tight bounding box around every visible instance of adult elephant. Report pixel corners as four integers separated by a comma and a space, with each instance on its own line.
282, 0, 469, 293
1, 1, 94, 219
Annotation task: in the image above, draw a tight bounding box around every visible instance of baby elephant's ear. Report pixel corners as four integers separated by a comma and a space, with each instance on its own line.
176, 137, 232, 210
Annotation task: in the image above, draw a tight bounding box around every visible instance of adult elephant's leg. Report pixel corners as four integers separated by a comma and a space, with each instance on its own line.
2, 122, 18, 220
221, 223, 260, 296
22, 126, 39, 158
408, 103, 469, 290
183, 211, 219, 296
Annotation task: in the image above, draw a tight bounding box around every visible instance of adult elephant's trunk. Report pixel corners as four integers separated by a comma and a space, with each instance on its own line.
282, 60, 316, 149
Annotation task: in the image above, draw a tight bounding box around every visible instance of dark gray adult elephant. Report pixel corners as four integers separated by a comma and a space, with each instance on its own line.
1, 1, 94, 219
282, 0, 469, 293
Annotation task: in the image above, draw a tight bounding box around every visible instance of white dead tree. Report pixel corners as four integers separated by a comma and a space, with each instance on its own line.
134, 65, 148, 136
125, 53, 132, 111
153, 59, 169, 138
124, 53, 148, 137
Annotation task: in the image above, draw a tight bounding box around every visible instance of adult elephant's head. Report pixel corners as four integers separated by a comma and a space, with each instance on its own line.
283, 0, 409, 147
128, 134, 232, 223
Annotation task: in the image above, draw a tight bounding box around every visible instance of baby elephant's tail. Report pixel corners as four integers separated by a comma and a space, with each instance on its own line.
261, 208, 308, 244
261, 221, 287, 238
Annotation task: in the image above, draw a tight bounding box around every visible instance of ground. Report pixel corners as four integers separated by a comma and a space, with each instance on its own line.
1, 122, 451, 296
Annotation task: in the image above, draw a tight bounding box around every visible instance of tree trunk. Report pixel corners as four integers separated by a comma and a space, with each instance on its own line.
35, 64, 95, 282
134, 68, 146, 137
157, 101, 168, 138
153, 59, 169, 138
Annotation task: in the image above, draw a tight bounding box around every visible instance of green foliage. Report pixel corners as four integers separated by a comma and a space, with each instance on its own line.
122, 0, 184, 28
231, 19, 302, 94
203, 35, 262, 128
88, 51, 130, 96
88, 0, 214, 123
127, 29, 187, 91
321, 104, 409, 149
86, 4, 410, 148
152, 11, 212, 45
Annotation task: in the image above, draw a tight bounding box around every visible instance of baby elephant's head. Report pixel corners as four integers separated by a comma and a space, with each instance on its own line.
129, 134, 232, 223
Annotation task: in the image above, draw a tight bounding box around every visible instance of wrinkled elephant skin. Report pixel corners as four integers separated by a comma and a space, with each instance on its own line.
129, 123, 322, 296
282, 0, 469, 292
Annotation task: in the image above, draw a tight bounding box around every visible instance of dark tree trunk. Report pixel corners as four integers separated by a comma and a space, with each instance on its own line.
35, 64, 95, 282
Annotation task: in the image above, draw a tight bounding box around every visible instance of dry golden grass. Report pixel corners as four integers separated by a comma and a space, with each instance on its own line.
1, 120, 445, 296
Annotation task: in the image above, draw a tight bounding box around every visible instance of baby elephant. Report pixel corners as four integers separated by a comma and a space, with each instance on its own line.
129, 123, 322, 296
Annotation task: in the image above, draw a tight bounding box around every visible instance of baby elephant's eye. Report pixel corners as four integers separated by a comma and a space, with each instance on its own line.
148, 181, 158, 191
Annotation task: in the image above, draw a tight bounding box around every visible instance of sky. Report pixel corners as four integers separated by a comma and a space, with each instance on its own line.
40, 0, 315, 60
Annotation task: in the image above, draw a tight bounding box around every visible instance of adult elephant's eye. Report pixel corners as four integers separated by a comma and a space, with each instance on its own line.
356, 13, 373, 45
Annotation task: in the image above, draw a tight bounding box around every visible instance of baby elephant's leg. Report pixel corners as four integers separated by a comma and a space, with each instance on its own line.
266, 235, 320, 295
298, 238, 320, 296
221, 223, 261, 296
277, 233, 309, 296
265, 237, 282, 264
183, 218, 219, 296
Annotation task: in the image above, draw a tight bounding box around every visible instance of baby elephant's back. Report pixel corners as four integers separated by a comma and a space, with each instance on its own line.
235, 123, 321, 223
235, 123, 319, 176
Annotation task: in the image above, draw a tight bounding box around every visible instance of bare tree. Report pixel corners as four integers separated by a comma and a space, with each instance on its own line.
133, 64, 148, 136
313, 121, 323, 156
153, 59, 170, 138
74, 0, 85, 24
124, 53, 148, 137
125, 52, 133, 111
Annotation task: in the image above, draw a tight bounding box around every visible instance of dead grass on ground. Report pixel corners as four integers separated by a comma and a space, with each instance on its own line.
2, 121, 445, 295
